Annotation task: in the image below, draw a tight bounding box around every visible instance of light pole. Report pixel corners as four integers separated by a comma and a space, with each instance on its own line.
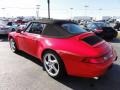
1, 8, 6, 17
70, 8, 73, 20
47, 0, 50, 19
84, 5, 88, 16
36, 5, 40, 20
98, 8, 102, 19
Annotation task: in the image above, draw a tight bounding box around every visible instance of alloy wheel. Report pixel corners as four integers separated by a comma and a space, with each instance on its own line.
43, 53, 60, 77
10, 38, 16, 52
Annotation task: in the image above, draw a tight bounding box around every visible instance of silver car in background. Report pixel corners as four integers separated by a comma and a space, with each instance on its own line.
0, 20, 18, 35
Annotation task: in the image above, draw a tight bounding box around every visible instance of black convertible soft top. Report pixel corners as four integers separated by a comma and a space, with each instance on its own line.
32, 19, 80, 38
33, 19, 77, 24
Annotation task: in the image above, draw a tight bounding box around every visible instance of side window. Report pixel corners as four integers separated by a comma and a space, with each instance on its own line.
61, 24, 87, 34
26, 22, 45, 34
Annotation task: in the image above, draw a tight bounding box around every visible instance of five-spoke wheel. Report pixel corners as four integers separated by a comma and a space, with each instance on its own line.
43, 51, 65, 78
9, 38, 18, 53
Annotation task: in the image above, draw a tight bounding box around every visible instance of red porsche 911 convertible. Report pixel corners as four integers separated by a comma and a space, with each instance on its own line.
8, 20, 117, 79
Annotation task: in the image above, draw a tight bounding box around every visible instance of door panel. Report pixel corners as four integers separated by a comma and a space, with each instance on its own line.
22, 32, 39, 57
16, 22, 45, 57
16, 32, 26, 51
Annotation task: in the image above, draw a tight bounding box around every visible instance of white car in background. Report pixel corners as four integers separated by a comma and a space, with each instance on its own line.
17, 24, 27, 30
0, 20, 18, 35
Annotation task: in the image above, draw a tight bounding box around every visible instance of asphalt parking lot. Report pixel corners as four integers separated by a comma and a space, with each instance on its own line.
0, 35, 120, 90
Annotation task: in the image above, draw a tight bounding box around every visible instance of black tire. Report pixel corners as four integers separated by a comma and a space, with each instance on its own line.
43, 51, 66, 79
9, 38, 19, 53
11, 28, 15, 32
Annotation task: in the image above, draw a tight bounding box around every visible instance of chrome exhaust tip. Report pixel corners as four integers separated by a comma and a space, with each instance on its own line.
93, 77, 99, 80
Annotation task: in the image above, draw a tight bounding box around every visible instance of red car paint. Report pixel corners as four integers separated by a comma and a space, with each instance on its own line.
8, 30, 117, 78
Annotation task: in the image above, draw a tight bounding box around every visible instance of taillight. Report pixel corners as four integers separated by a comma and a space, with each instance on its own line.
82, 58, 104, 64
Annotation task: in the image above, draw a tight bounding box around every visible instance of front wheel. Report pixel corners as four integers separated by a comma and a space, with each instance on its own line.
43, 51, 65, 79
9, 38, 18, 53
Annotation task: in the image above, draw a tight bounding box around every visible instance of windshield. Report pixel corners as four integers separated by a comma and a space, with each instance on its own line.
61, 23, 87, 34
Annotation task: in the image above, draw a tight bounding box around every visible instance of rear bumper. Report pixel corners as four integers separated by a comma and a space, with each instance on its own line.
60, 51, 117, 78
68, 58, 115, 78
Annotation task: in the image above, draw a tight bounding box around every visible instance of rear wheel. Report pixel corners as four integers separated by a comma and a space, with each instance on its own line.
9, 38, 18, 53
43, 51, 66, 79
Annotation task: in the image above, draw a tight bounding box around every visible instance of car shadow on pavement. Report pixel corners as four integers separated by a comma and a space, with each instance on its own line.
16, 51, 43, 67
0, 35, 8, 42
15, 51, 120, 90
56, 64, 120, 90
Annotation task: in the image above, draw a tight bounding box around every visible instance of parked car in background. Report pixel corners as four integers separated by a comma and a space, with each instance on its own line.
0, 20, 18, 35
17, 23, 28, 30
7, 22, 18, 31
85, 22, 118, 40
8, 20, 117, 79
114, 21, 120, 31
15, 19, 26, 25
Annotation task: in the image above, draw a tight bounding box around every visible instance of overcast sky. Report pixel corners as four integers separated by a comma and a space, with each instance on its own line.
0, 0, 120, 19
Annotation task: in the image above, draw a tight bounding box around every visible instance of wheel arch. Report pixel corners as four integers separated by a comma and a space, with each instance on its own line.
9, 35, 20, 50
41, 49, 59, 61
